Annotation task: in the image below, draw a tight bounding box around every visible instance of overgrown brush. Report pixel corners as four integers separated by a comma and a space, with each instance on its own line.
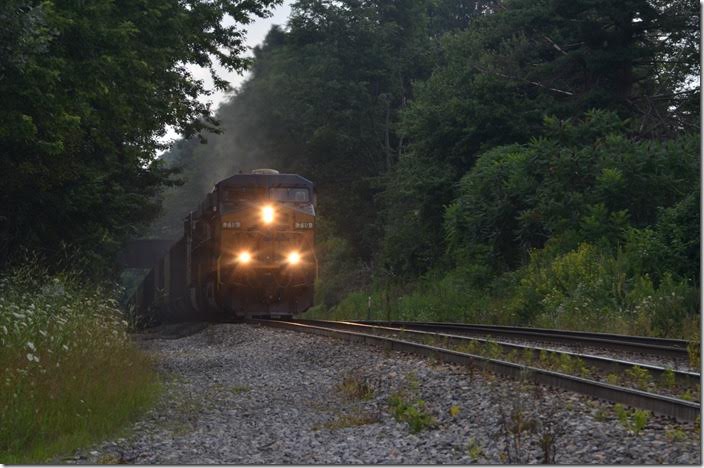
0, 264, 160, 462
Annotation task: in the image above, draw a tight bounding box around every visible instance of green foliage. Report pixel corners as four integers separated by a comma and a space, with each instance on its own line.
660, 369, 676, 390
0, 263, 160, 462
625, 366, 651, 390
606, 374, 620, 386
631, 410, 650, 434
614, 404, 650, 435
388, 391, 437, 433
0, 0, 277, 271
448, 112, 698, 273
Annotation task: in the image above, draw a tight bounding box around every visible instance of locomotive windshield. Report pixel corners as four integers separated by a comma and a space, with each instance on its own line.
270, 187, 310, 203
221, 187, 265, 212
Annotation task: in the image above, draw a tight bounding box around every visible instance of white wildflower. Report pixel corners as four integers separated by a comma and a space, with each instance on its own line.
26, 353, 39, 362
27, 341, 36, 352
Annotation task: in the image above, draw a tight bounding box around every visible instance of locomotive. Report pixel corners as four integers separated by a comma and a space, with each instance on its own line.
131, 169, 316, 322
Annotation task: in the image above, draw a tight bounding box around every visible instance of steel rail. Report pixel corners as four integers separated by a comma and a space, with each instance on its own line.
353, 320, 690, 359
252, 319, 700, 422
295, 319, 700, 388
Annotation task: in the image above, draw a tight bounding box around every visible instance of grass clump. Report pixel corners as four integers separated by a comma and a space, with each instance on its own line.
337, 371, 375, 401
0, 265, 160, 463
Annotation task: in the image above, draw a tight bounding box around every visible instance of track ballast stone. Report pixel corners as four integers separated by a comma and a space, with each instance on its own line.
65, 323, 700, 464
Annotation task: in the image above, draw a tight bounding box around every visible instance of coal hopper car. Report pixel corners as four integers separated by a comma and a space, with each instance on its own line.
131, 169, 316, 322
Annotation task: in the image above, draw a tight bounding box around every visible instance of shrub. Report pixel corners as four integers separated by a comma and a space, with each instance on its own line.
0, 265, 159, 462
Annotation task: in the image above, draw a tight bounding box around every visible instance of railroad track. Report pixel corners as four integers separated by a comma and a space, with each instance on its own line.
252, 319, 701, 422
354, 320, 690, 359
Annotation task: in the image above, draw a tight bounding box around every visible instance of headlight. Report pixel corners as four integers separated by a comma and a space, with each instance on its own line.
237, 251, 252, 264
287, 251, 301, 265
262, 205, 275, 224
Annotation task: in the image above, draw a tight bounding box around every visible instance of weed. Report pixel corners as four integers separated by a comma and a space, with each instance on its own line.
505, 349, 518, 363
678, 389, 693, 401
625, 366, 651, 389
659, 369, 676, 389
521, 347, 534, 364
594, 408, 609, 421
614, 403, 628, 425
574, 358, 591, 378
557, 353, 573, 374
337, 371, 375, 400
696, 415, 701, 434
388, 391, 437, 433
499, 398, 537, 463
484, 341, 503, 360
539, 349, 550, 367
614, 404, 649, 434
449, 405, 461, 417
537, 419, 559, 464
687, 329, 700, 369
457, 339, 480, 355
631, 410, 649, 434
665, 427, 687, 442
606, 373, 620, 386
467, 437, 483, 461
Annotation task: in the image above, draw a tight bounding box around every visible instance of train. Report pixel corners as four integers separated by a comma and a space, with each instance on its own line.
130, 169, 316, 322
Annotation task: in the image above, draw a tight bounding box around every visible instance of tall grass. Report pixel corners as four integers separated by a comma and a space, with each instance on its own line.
0, 263, 160, 463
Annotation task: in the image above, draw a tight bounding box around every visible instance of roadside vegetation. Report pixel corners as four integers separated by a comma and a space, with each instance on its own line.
305, 112, 699, 339
0, 263, 160, 463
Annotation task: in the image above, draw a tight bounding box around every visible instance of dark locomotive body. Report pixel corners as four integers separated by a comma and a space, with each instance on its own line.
131, 170, 316, 322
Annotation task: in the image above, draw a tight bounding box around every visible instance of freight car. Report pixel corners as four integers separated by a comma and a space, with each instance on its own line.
130, 169, 316, 322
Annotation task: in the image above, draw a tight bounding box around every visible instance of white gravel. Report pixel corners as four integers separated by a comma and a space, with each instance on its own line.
64, 323, 700, 464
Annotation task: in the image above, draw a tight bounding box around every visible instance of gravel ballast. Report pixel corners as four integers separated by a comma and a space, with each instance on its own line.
66, 323, 700, 464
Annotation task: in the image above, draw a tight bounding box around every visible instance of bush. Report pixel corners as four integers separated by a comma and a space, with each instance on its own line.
0, 264, 159, 462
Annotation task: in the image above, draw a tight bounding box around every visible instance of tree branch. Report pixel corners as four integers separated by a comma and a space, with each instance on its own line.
474, 65, 575, 96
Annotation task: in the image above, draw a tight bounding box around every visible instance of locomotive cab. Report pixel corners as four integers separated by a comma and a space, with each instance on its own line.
189, 170, 316, 319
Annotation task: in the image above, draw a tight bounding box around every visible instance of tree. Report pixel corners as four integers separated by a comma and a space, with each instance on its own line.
445, 111, 699, 275
380, 0, 700, 277
0, 0, 278, 272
